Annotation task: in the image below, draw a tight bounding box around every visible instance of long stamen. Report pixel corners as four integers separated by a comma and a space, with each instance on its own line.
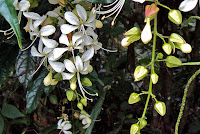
7, 33, 15, 39
21, 33, 39, 51
31, 56, 47, 77
93, 43, 117, 52
103, 0, 119, 7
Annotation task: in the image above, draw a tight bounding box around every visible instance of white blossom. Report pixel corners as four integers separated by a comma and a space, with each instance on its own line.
179, 0, 198, 12
79, 114, 91, 129
57, 119, 72, 134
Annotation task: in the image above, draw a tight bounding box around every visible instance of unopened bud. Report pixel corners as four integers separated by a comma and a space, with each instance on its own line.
168, 10, 182, 25
43, 72, 52, 86
70, 82, 77, 90
151, 73, 159, 84
96, 20, 103, 28
130, 124, 140, 134
42, 17, 58, 27
77, 102, 83, 110
121, 37, 131, 47
139, 119, 147, 129
179, 43, 192, 53
141, 20, 152, 44
87, 65, 93, 73
80, 98, 87, 107
169, 33, 185, 44
51, 79, 58, 85
124, 27, 141, 36
66, 90, 76, 101
81, 77, 92, 87
166, 56, 182, 68
154, 101, 166, 116
134, 66, 148, 81
128, 93, 141, 104
162, 43, 172, 55
58, 0, 66, 7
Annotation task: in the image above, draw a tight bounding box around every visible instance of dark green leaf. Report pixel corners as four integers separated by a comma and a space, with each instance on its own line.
0, 44, 18, 87
83, 0, 114, 4
0, 115, 4, 134
15, 50, 35, 88
1, 101, 25, 119
0, 0, 22, 48
26, 68, 48, 114
88, 70, 104, 86
85, 89, 107, 134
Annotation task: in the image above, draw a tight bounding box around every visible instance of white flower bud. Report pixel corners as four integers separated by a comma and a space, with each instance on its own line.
179, 43, 192, 53
141, 20, 152, 44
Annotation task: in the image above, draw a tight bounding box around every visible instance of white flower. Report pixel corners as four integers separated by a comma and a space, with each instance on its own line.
71, 0, 82, 4
57, 119, 72, 134
48, 0, 59, 5
46, 6, 64, 26
80, 114, 91, 129
179, 0, 198, 12
60, 4, 96, 34
13, 0, 30, 11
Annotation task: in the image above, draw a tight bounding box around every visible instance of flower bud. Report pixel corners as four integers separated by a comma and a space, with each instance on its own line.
145, 4, 160, 18
128, 93, 141, 104
66, 90, 76, 101
121, 37, 132, 47
58, 0, 66, 7
51, 79, 58, 85
141, 20, 152, 44
124, 27, 141, 36
162, 43, 172, 55
81, 77, 92, 87
87, 65, 93, 73
179, 43, 192, 53
96, 20, 103, 28
49, 95, 58, 105
157, 53, 163, 59
80, 98, 87, 107
169, 33, 185, 44
168, 10, 182, 25
70, 82, 77, 90
154, 101, 166, 116
151, 73, 159, 84
134, 66, 148, 81
42, 17, 58, 27
130, 124, 140, 134
44, 72, 52, 86
139, 119, 147, 129
166, 56, 182, 68
28, 0, 38, 8
77, 102, 83, 110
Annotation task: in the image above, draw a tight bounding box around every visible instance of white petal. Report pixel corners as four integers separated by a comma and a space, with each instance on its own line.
82, 118, 87, 125
38, 39, 43, 54
64, 59, 76, 73
132, 0, 145, 3
53, 48, 68, 59
75, 56, 83, 71
31, 46, 43, 57
86, 12, 96, 23
19, 0, 30, 11
81, 47, 94, 62
48, 0, 59, 4
61, 72, 75, 80
49, 61, 65, 73
60, 24, 78, 34
63, 123, 72, 130
33, 15, 47, 30
64, 12, 80, 25
85, 22, 96, 29
80, 115, 86, 119
63, 131, 72, 134
86, 28, 98, 40
179, 0, 198, 12
43, 47, 53, 54
40, 25, 56, 36
47, 11, 59, 17
83, 61, 90, 71
41, 37, 58, 48
59, 34, 70, 46
82, 36, 93, 46
72, 32, 82, 45
76, 4, 87, 22
57, 119, 63, 129
23, 12, 41, 19
13, 0, 19, 10
83, 124, 90, 129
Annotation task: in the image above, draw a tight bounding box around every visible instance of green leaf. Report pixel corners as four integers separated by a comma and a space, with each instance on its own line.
83, 0, 114, 4
0, 115, 4, 134
1, 101, 25, 119
0, 44, 18, 87
0, 0, 22, 49
15, 50, 35, 88
26, 68, 49, 114
85, 89, 107, 134
88, 70, 104, 86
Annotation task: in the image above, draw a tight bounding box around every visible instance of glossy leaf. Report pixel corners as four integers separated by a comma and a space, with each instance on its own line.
83, 0, 114, 4
1, 101, 25, 119
0, 115, 4, 134
26, 69, 49, 114
15, 50, 35, 88
0, 0, 22, 48
88, 70, 104, 86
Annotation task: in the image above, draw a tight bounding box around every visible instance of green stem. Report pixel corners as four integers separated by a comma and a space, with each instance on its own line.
181, 62, 200, 66
157, 2, 171, 11
156, 33, 166, 43
175, 68, 200, 134
142, 15, 157, 118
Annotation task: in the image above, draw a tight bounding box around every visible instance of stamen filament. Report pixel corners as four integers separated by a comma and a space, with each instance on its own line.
21, 33, 39, 51
31, 57, 47, 77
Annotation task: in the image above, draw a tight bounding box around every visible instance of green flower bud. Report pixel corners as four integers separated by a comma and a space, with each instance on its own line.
54, 73, 63, 81
81, 77, 92, 87
77, 102, 83, 110
51, 79, 58, 85
87, 65, 93, 73
166, 56, 182, 68
134, 66, 148, 81
124, 27, 141, 36
154, 101, 166, 116
162, 43, 172, 55
128, 93, 141, 104
157, 53, 163, 59
151, 73, 159, 84
168, 10, 182, 25
70, 82, 77, 90
96, 20, 103, 28
43, 72, 52, 86
49, 95, 58, 105
179, 43, 192, 53
66, 90, 76, 101
169, 33, 185, 44
80, 98, 87, 107
139, 119, 147, 129
121, 35, 140, 47
42, 17, 58, 27
130, 124, 140, 134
